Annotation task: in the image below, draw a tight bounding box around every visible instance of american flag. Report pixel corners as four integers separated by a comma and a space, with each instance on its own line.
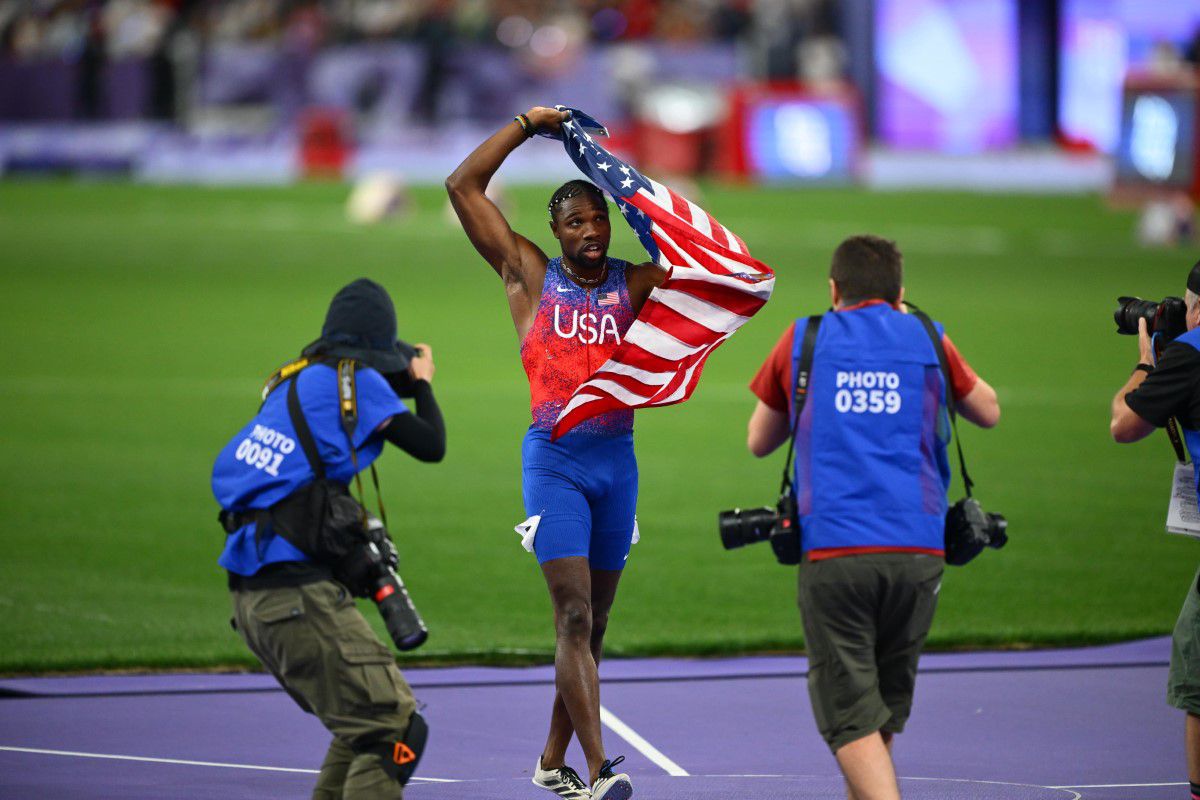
543, 107, 776, 440
597, 291, 619, 306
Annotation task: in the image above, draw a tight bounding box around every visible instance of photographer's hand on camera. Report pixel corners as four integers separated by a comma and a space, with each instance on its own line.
408, 343, 435, 384
1109, 262, 1200, 791
1138, 318, 1155, 365
1111, 317, 1163, 443
212, 278, 439, 797
381, 345, 446, 464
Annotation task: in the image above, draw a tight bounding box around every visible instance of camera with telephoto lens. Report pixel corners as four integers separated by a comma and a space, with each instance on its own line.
335, 515, 429, 651
1114, 296, 1188, 343
718, 491, 801, 565
944, 498, 1008, 567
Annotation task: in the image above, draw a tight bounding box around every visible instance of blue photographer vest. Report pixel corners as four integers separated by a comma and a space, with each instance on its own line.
211, 364, 407, 576
791, 303, 951, 553
1172, 328, 1200, 499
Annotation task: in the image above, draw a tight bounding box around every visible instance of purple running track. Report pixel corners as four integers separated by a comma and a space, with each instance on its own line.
0, 637, 1181, 799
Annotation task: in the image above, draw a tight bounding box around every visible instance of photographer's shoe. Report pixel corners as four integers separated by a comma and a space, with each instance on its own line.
532, 756, 591, 799
590, 757, 632, 800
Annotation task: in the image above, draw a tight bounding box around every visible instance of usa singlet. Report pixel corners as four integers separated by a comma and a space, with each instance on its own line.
517, 257, 640, 569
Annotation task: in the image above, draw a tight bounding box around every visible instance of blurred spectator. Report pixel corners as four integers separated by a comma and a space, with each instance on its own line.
7, 8, 46, 58
2, 1, 841, 62
411, 0, 453, 124
44, 1, 89, 57
79, 4, 103, 117
751, 0, 843, 80
336, 0, 420, 40
0, 0, 847, 126
1148, 39, 1186, 76
102, 0, 169, 57
1186, 25, 1200, 67
208, 0, 281, 42
282, 0, 327, 51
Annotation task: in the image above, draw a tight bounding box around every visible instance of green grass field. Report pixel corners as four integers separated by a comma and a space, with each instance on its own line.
0, 179, 1194, 674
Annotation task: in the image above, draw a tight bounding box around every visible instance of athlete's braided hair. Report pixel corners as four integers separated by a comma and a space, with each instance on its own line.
548, 180, 605, 219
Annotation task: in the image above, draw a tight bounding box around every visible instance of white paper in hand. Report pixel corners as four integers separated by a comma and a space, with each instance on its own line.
1166, 463, 1200, 538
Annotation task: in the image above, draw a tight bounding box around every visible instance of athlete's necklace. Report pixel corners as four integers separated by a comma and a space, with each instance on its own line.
561, 259, 607, 288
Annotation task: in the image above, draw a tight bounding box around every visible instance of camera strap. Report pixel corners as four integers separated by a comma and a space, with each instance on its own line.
1148, 336, 1189, 462
337, 359, 389, 529
779, 315, 823, 496
908, 305, 974, 498
264, 357, 315, 405
287, 375, 326, 480
277, 361, 388, 527
1167, 418, 1189, 463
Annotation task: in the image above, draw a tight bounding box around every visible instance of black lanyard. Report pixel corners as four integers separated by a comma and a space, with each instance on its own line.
907, 303, 974, 499
779, 315, 823, 496
281, 361, 389, 527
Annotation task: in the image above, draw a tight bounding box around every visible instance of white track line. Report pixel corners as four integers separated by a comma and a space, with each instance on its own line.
0, 746, 458, 782
1050, 782, 1186, 789
598, 705, 689, 777
902, 776, 1080, 799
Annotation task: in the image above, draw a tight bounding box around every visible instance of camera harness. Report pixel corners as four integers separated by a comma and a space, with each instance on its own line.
779, 305, 976, 510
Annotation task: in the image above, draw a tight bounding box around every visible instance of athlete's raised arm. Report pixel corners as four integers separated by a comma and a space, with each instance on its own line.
445, 107, 569, 283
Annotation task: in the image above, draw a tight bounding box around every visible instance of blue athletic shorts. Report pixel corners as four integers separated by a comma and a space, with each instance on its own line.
521, 426, 638, 571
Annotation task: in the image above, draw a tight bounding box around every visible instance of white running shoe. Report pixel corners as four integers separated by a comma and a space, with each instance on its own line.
590, 756, 632, 800
532, 756, 592, 799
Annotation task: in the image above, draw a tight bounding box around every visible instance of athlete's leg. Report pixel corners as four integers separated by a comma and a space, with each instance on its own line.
541, 556, 608, 782
545, 442, 637, 781
589, 567, 622, 662
542, 568, 623, 772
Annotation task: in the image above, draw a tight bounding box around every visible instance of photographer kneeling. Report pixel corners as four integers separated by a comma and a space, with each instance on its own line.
1110, 261, 1200, 800
211, 278, 445, 800
742, 236, 1000, 800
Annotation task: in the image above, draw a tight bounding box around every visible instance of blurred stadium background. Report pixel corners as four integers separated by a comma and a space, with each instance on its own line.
1, 0, 1199, 673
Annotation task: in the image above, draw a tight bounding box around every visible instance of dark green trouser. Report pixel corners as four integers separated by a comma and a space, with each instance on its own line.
1169, 566, 1200, 715
798, 553, 943, 753
231, 579, 418, 800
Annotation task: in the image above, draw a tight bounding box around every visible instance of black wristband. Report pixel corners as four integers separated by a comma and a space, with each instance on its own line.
1134, 363, 1154, 374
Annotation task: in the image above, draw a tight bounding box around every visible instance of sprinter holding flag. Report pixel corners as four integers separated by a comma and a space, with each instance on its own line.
446, 105, 773, 800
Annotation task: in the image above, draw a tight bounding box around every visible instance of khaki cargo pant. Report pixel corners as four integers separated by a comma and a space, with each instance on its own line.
231, 579, 418, 800
798, 552, 943, 752
1169, 565, 1200, 715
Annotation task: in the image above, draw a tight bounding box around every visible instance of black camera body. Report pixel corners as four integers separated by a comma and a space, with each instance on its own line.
944, 497, 1008, 566
718, 491, 801, 565
1114, 295, 1188, 343
719, 493, 1008, 568
382, 345, 426, 398
335, 515, 429, 651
